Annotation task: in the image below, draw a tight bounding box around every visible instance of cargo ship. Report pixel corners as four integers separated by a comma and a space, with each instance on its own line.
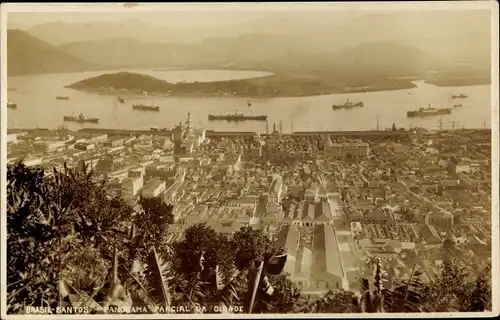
56, 96, 70, 100
407, 105, 452, 118
133, 104, 160, 111
452, 94, 467, 99
7, 100, 17, 109
63, 113, 99, 124
133, 91, 159, 111
332, 98, 364, 110
208, 98, 267, 122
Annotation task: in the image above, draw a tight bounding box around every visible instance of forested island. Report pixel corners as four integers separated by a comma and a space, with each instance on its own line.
66, 71, 418, 98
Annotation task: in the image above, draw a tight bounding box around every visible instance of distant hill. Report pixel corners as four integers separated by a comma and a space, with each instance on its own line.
7, 29, 99, 76
327, 42, 444, 76
26, 19, 178, 46
59, 38, 199, 69
320, 11, 491, 68
58, 33, 318, 70
58, 33, 444, 77
236, 42, 445, 78
22, 10, 491, 68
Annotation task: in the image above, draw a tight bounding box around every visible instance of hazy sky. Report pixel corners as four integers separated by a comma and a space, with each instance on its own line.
7, 4, 363, 28
5, 1, 493, 28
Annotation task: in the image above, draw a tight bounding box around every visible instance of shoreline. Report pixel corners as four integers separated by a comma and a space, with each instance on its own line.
8, 127, 491, 134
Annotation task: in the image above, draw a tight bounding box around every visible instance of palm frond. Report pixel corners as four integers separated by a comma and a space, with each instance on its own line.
143, 248, 173, 307
120, 266, 157, 313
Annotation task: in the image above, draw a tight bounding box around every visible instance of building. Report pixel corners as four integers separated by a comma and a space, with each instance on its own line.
448, 157, 471, 174
164, 181, 183, 204
142, 178, 166, 198
226, 197, 257, 210
283, 201, 333, 227
305, 186, 319, 202
74, 142, 95, 151
122, 176, 144, 200
7, 133, 18, 144
95, 156, 115, 174
105, 136, 126, 147
350, 222, 363, 237
275, 225, 300, 275
171, 112, 204, 155
425, 211, 454, 228
219, 153, 242, 175
421, 224, 442, 245
310, 225, 346, 291
458, 172, 480, 191
163, 139, 175, 151
326, 141, 370, 158
24, 157, 43, 167
33, 140, 67, 153
75, 132, 108, 144
268, 176, 284, 203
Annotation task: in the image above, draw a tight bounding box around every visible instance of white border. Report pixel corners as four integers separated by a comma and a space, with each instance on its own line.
1, 1, 499, 319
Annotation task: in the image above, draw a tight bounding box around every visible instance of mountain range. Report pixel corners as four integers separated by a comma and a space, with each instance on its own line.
15, 10, 491, 63
7, 29, 444, 78
6, 10, 491, 79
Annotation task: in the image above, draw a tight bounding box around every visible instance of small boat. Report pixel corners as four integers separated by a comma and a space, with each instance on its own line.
332, 98, 364, 110
133, 104, 160, 112
63, 113, 99, 124
454, 104, 463, 108
452, 94, 467, 99
57, 96, 70, 100
117, 96, 125, 103
7, 100, 17, 109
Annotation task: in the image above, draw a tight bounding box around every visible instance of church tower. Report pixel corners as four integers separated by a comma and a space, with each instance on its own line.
186, 111, 193, 136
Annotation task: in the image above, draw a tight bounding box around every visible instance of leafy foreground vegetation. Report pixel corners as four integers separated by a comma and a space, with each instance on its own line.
7, 161, 492, 314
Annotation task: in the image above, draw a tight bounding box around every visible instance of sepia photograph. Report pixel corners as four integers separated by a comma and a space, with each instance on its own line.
1, 2, 498, 318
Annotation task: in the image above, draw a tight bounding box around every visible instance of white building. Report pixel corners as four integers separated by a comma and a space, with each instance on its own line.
455, 163, 471, 174
24, 158, 43, 167
7, 133, 18, 144
142, 179, 166, 198
122, 176, 144, 200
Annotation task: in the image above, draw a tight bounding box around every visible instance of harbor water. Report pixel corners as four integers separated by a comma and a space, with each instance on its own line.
6, 69, 492, 133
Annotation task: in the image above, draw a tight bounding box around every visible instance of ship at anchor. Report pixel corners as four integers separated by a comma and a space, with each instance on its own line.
208, 98, 267, 122
407, 105, 452, 118
332, 98, 364, 110
133, 91, 159, 112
